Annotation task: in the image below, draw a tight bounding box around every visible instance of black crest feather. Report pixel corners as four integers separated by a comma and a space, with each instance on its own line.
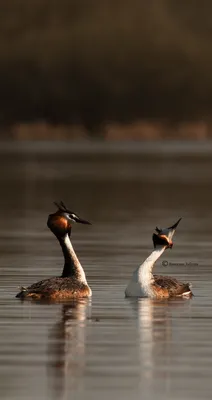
54, 201, 71, 213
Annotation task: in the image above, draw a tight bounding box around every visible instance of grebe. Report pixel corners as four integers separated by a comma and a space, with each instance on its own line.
16, 201, 92, 300
125, 218, 192, 299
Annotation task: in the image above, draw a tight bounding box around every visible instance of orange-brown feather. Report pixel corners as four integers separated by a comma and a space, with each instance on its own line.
152, 275, 192, 299
47, 215, 71, 237
151, 284, 170, 299
24, 292, 43, 300
52, 216, 70, 230
49, 287, 91, 300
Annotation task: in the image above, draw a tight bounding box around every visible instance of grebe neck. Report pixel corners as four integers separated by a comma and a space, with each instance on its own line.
58, 234, 87, 282
137, 246, 166, 284
125, 245, 167, 297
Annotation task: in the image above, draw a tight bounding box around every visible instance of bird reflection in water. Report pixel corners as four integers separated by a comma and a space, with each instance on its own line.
47, 299, 91, 399
129, 297, 192, 396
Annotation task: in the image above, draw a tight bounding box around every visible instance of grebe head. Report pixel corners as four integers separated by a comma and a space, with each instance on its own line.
47, 201, 91, 237
152, 218, 181, 249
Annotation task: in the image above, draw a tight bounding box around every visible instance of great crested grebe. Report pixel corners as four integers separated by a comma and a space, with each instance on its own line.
125, 218, 192, 299
16, 201, 92, 300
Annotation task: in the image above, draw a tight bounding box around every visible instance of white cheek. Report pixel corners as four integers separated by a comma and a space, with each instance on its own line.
71, 214, 77, 221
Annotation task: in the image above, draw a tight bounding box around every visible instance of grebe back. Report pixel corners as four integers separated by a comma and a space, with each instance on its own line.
16, 201, 92, 300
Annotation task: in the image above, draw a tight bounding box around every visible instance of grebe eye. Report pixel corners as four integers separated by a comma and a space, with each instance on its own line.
69, 213, 76, 221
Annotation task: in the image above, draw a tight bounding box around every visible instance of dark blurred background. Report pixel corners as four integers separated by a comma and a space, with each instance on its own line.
1, 4, 212, 398
1, 0, 212, 139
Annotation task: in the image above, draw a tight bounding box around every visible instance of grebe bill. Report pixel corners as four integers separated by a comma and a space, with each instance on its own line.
16, 201, 92, 300
125, 218, 192, 299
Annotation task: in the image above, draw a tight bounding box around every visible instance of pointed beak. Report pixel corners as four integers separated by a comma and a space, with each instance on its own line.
167, 218, 182, 231
166, 218, 182, 241
75, 216, 91, 225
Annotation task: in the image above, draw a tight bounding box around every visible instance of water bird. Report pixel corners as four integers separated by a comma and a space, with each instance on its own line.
16, 201, 92, 300
125, 218, 192, 299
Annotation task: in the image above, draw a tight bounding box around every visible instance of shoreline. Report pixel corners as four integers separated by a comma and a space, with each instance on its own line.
1, 120, 211, 141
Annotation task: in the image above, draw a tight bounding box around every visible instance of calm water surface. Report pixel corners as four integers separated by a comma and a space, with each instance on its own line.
0, 141, 212, 400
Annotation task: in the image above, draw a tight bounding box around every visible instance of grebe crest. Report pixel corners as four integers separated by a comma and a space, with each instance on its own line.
125, 218, 193, 299
16, 201, 92, 300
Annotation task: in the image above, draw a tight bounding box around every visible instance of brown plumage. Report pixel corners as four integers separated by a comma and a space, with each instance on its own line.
152, 275, 192, 299
17, 277, 92, 300
16, 201, 92, 301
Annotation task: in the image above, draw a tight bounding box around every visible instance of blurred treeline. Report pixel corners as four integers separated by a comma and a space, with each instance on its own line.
1, 0, 212, 133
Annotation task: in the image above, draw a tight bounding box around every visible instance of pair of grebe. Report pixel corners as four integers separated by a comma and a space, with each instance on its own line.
16, 202, 192, 300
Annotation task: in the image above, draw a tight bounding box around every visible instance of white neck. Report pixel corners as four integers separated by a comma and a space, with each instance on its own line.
60, 234, 87, 283
137, 246, 166, 286
125, 245, 166, 298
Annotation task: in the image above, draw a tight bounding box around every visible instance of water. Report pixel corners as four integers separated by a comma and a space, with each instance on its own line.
0, 141, 212, 400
